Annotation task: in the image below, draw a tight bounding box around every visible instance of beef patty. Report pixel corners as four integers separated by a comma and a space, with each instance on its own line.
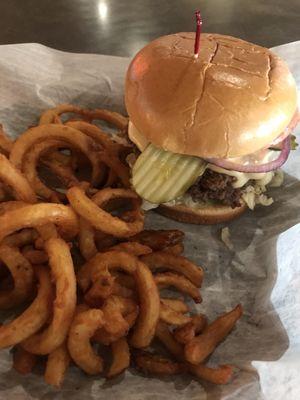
188, 170, 243, 208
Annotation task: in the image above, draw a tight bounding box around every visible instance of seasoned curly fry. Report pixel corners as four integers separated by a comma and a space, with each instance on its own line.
185, 304, 243, 364
130, 261, 160, 348
0, 203, 79, 243
160, 298, 189, 314
188, 364, 234, 385
0, 105, 242, 389
108, 241, 152, 256
66, 120, 120, 151
78, 250, 138, 292
106, 337, 130, 378
0, 154, 37, 203
0, 245, 34, 309
154, 273, 202, 303
135, 352, 186, 376
22, 247, 48, 265
22, 139, 79, 200
67, 187, 144, 238
44, 342, 71, 387
40, 104, 128, 131
0, 266, 53, 349
164, 243, 184, 255
13, 346, 37, 375
22, 238, 77, 355
10, 124, 102, 185
155, 321, 234, 384
174, 314, 207, 344
101, 295, 131, 336
68, 308, 104, 375
79, 218, 97, 261
2, 228, 38, 247
129, 230, 184, 251
159, 301, 191, 326
141, 251, 203, 287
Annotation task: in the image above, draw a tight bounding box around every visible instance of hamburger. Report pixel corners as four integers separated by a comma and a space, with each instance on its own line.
125, 33, 299, 224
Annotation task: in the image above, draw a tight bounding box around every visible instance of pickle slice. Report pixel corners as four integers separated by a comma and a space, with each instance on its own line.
132, 144, 206, 203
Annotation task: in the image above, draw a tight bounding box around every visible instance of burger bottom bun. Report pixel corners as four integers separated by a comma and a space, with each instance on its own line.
156, 202, 247, 225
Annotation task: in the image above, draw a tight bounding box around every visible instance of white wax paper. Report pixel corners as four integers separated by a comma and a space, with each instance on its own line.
0, 41, 299, 400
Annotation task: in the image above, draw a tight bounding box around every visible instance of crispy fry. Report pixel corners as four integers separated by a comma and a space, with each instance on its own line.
155, 321, 184, 360
94, 230, 118, 251
174, 314, 207, 345
0, 245, 34, 309
111, 282, 135, 298
83, 108, 128, 130
68, 308, 104, 375
42, 157, 78, 188
93, 308, 139, 346
188, 364, 234, 385
106, 337, 130, 378
36, 223, 58, 241
13, 346, 37, 375
0, 203, 79, 243
10, 124, 102, 185
79, 218, 97, 261
22, 238, 77, 355
130, 261, 160, 348
23, 139, 79, 200
0, 200, 28, 214
44, 342, 71, 387
135, 352, 186, 376
98, 150, 131, 188
0, 266, 53, 349
0, 154, 37, 203
67, 187, 144, 238
40, 104, 128, 131
113, 272, 135, 290
66, 120, 119, 151
155, 321, 234, 384
159, 301, 191, 326
84, 269, 115, 306
0, 104, 242, 388
22, 247, 48, 265
164, 243, 184, 255
109, 241, 152, 256
44, 149, 72, 166
185, 305, 243, 364
102, 295, 130, 336
0, 183, 7, 201
2, 228, 38, 247
160, 298, 189, 314
78, 250, 138, 292
155, 273, 202, 303
141, 252, 203, 287
129, 229, 184, 251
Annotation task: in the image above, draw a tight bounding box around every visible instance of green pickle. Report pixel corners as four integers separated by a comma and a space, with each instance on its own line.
132, 144, 206, 203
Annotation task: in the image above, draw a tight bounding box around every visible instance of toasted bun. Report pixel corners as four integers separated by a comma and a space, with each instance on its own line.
125, 33, 297, 158
157, 202, 247, 225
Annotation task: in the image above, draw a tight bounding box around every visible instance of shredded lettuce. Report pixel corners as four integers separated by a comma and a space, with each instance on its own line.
269, 135, 298, 151
290, 134, 298, 150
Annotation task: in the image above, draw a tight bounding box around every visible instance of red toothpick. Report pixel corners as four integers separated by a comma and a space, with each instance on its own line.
194, 11, 202, 59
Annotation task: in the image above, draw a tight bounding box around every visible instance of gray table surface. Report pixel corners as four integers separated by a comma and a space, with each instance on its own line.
0, 0, 299, 57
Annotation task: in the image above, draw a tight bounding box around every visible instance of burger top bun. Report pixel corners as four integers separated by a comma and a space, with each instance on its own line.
125, 33, 298, 158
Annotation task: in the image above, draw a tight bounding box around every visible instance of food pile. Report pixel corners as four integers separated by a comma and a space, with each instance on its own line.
0, 104, 242, 387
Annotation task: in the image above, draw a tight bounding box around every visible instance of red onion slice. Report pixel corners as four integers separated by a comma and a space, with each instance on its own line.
206, 136, 291, 173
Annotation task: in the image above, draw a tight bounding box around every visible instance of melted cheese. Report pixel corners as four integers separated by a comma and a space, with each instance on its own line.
207, 164, 274, 188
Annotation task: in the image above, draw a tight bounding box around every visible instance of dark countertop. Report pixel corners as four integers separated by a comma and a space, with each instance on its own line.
0, 0, 299, 57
